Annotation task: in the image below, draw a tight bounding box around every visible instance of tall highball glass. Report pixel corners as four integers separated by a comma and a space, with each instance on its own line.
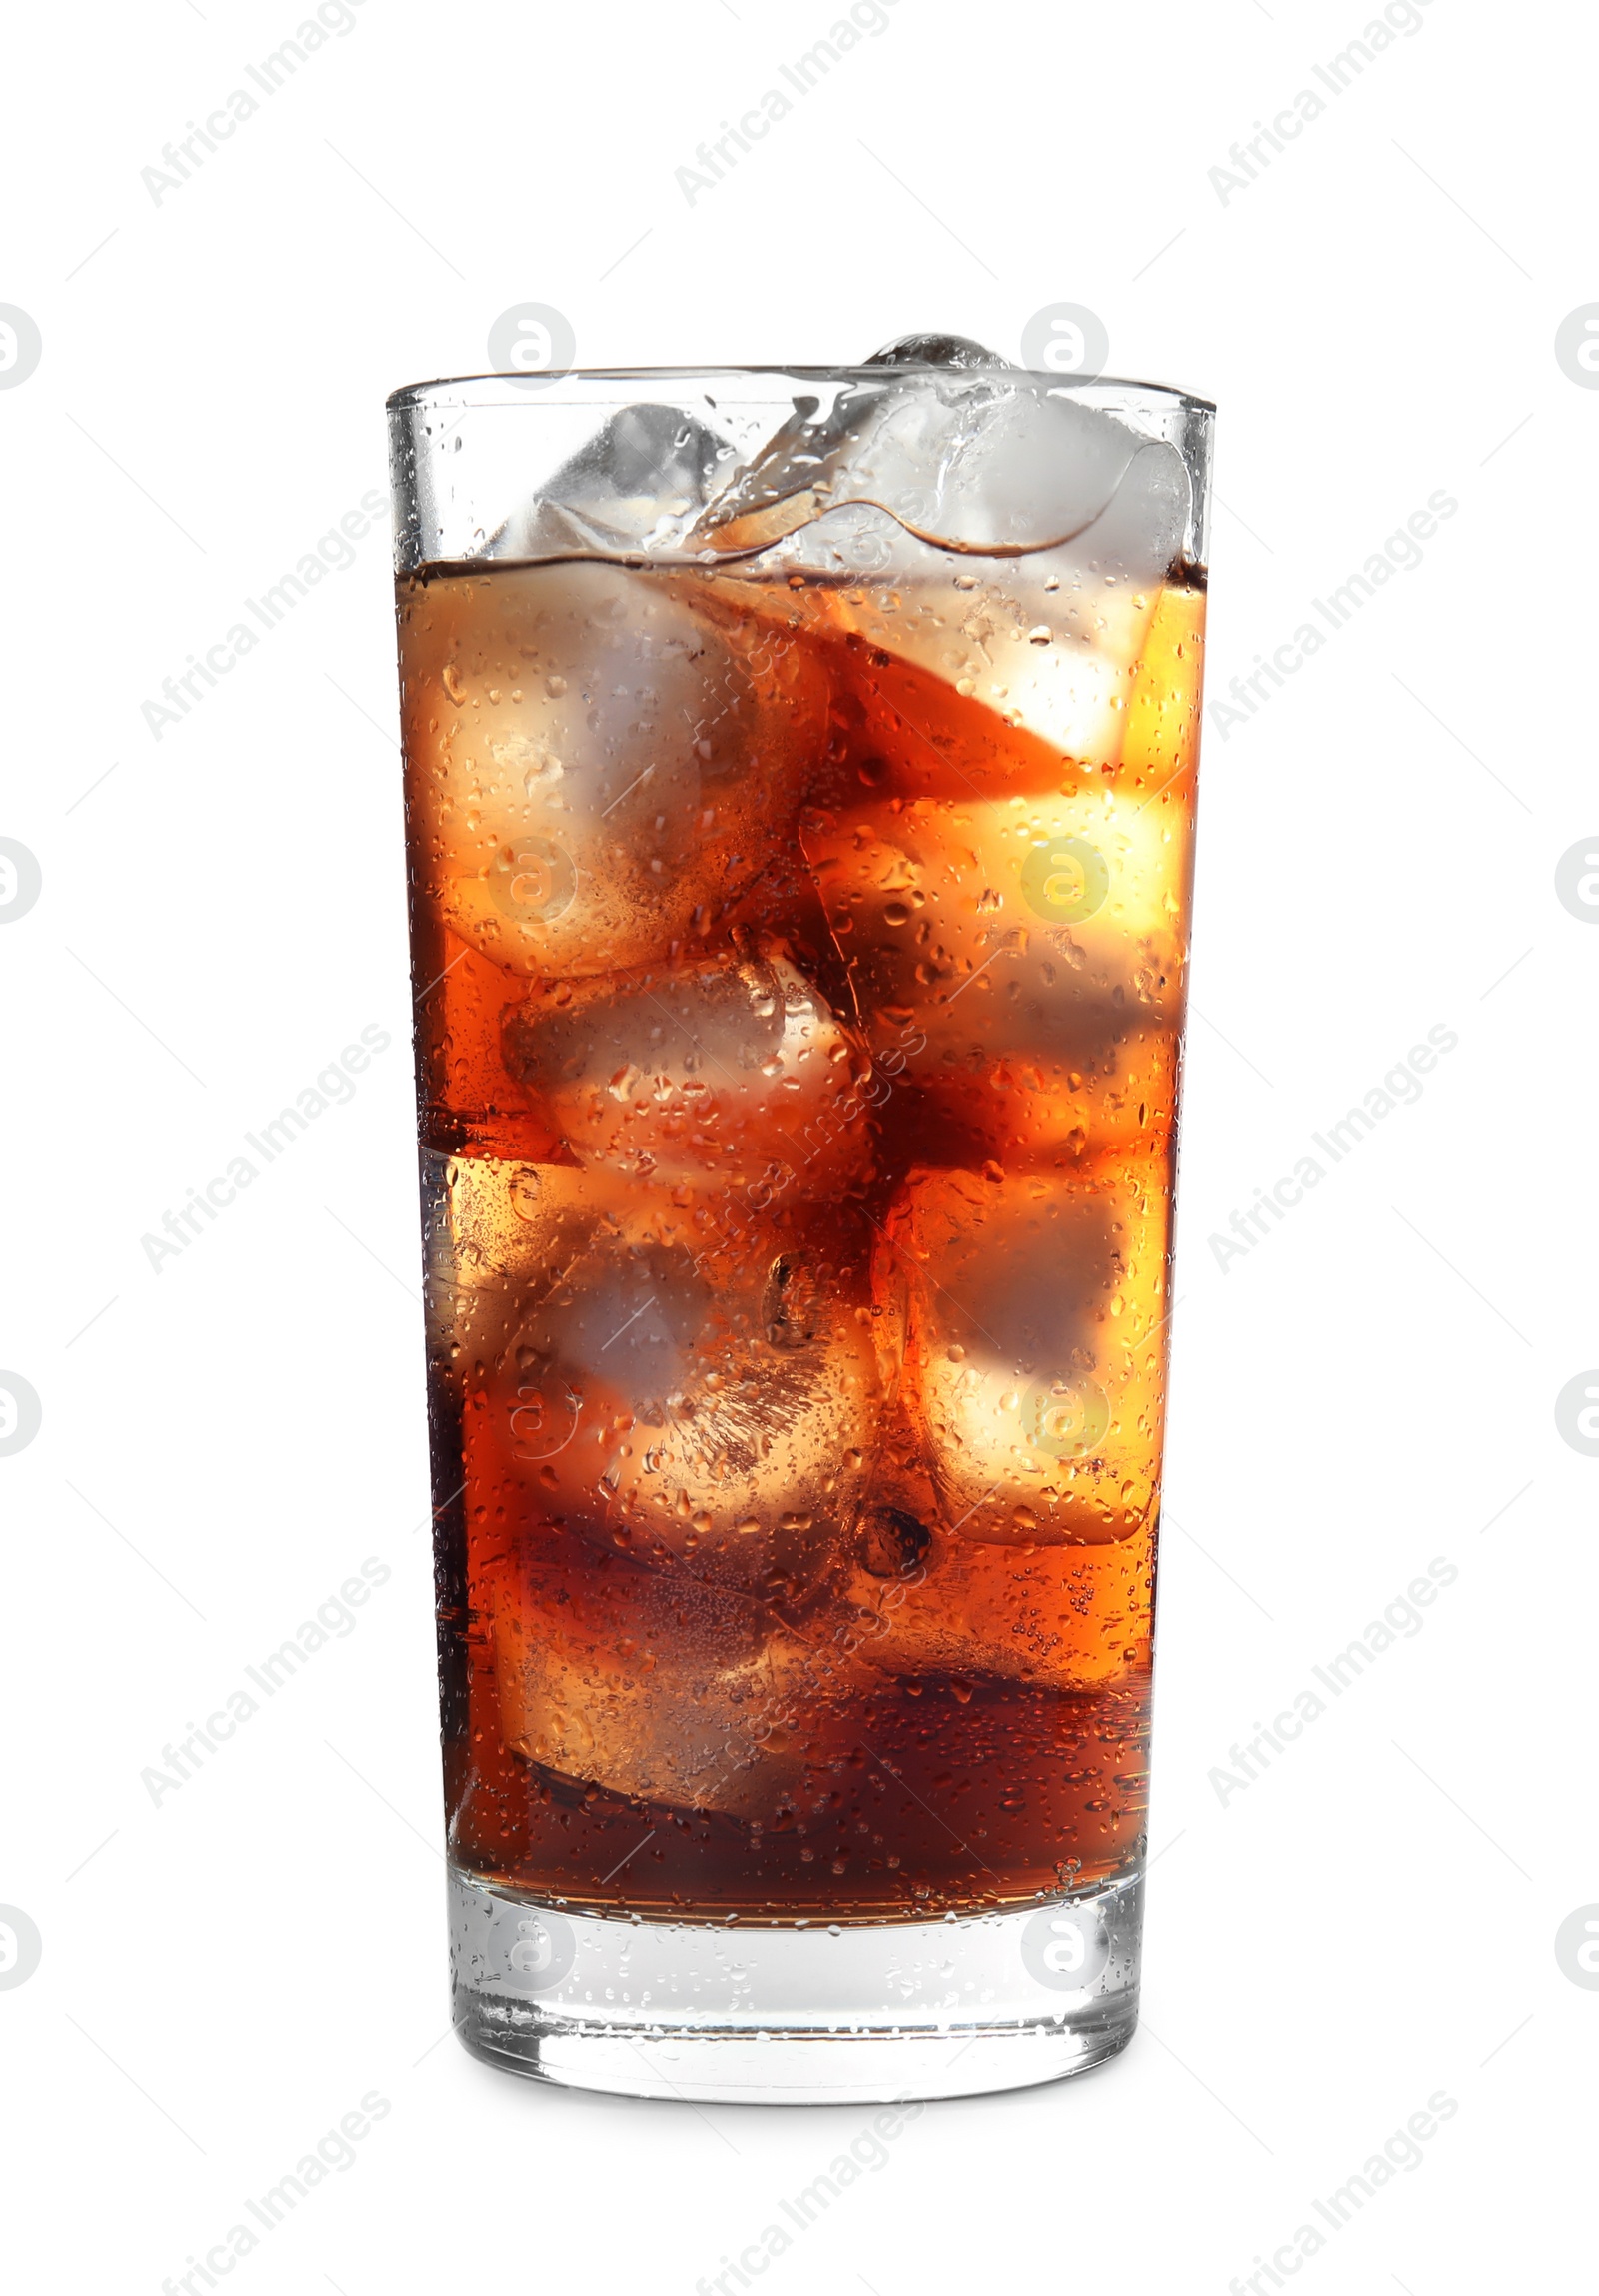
387, 347, 1212, 2102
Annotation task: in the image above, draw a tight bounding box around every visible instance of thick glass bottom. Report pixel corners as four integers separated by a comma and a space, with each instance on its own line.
448, 1866, 1143, 2104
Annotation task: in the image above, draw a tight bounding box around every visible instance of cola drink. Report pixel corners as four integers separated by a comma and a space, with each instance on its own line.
389, 348, 1212, 2096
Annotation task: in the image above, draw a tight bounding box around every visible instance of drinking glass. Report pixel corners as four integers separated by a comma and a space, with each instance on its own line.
387, 348, 1212, 2102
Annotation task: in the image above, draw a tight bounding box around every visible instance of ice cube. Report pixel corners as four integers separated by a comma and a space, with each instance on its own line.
690, 362, 1196, 772
500, 944, 873, 1193
698, 523, 1192, 778
863, 333, 1012, 370
489, 1526, 880, 1817
816, 546, 1197, 775
493, 403, 739, 557
801, 783, 1189, 1161
693, 370, 1179, 562
421, 1154, 623, 1403
397, 560, 826, 978
877, 1163, 1170, 1545
795, 597, 1118, 803
445, 1171, 893, 1599
837, 1512, 1154, 1690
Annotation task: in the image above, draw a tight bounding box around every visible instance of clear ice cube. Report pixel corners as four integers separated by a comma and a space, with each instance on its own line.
493, 403, 739, 557
398, 560, 826, 977
439, 1165, 893, 1599
863, 332, 1012, 370
501, 945, 873, 1193
490, 1527, 879, 1816
801, 785, 1189, 1160
839, 1513, 1151, 1690
693, 369, 1187, 566
688, 365, 1193, 770
878, 1164, 1169, 1546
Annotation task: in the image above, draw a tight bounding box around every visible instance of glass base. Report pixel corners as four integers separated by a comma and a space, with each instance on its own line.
448, 1867, 1143, 2104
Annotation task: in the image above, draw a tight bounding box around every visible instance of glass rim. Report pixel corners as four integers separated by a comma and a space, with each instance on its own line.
385, 367, 1215, 417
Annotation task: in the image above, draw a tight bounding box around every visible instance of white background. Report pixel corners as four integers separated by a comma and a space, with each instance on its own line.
1, 0, 1591, 2289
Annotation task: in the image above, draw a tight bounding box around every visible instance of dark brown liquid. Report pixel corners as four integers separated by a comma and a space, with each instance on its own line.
399, 550, 1201, 1917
